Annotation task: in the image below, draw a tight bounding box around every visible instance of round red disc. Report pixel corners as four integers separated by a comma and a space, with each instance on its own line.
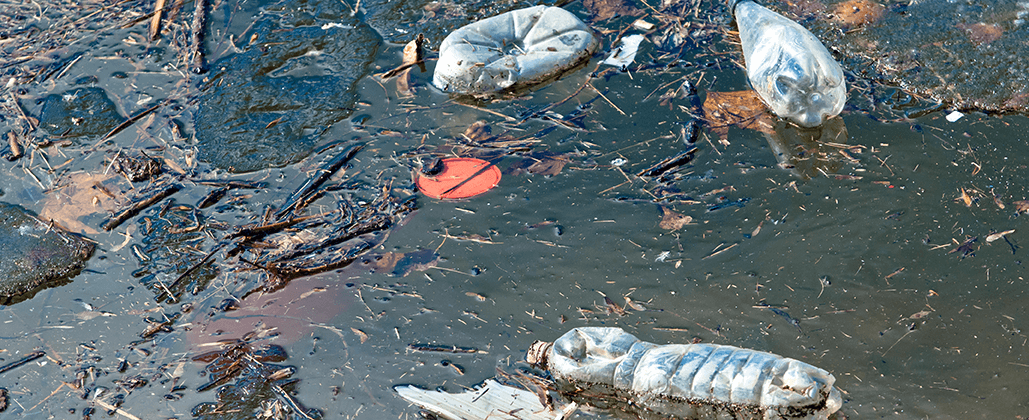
416, 158, 501, 200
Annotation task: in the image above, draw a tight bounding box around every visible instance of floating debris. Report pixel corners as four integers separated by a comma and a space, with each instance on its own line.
432, 6, 599, 95
603, 34, 646, 70
191, 337, 322, 420
528, 327, 841, 420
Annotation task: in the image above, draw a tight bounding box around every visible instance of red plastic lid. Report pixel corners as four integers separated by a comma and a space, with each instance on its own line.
416, 158, 501, 199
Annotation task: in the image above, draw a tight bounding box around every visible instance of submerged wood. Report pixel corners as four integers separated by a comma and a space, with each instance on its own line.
275, 143, 364, 219
637, 146, 697, 177
189, 0, 208, 73
0, 350, 45, 375
406, 344, 485, 354
93, 102, 163, 149
101, 183, 181, 231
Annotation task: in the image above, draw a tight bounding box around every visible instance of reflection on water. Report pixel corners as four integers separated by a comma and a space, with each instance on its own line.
764, 116, 848, 180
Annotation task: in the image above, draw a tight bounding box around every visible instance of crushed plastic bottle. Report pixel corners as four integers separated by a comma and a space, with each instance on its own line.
731, 0, 846, 128
433, 6, 599, 95
527, 327, 842, 420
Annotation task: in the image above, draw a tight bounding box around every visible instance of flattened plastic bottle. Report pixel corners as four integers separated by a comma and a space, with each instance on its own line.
731, 0, 846, 128
527, 327, 842, 420
433, 6, 599, 95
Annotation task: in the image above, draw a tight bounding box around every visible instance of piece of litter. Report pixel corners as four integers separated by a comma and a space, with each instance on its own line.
986, 229, 1015, 242
432, 6, 599, 94
603, 34, 645, 70
633, 19, 655, 31
395, 379, 566, 420
320, 22, 354, 30
946, 111, 964, 122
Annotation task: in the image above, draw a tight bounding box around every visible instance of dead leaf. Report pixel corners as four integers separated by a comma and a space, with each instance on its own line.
992, 192, 1006, 209
380, 34, 426, 81
463, 120, 492, 142
402, 33, 424, 66
956, 22, 1003, 46
40, 172, 124, 235
603, 296, 627, 316
583, 0, 641, 21
986, 230, 1015, 243
832, 0, 883, 29
527, 157, 568, 176
1014, 200, 1029, 213
351, 327, 369, 344
395, 34, 425, 97
355, 250, 439, 277
659, 206, 692, 230
508, 152, 575, 176
702, 90, 775, 138
624, 296, 649, 311
956, 188, 973, 207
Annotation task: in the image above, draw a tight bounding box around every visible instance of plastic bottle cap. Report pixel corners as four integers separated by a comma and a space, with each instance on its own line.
416, 158, 501, 199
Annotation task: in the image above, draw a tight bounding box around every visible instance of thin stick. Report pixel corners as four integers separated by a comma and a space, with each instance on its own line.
8, 92, 37, 130
189, 0, 208, 73
702, 242, 737, 260
90, 102, 164, 151
0, 350, 45, 374
149, 0, 167, 40
587, 83, 626, 115
93, 400, 142, 420
882, 328, 914, 357
455, 101, 516, 122
518, 64, 609, 124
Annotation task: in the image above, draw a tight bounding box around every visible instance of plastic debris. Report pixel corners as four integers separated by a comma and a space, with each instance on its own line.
395, 379, 572, 420
603, 34, 646, 70
433, 5, 600, 95
732, 0, 846, 127
946, 110, 964, 122
527, 327, 842, 420
416, 158, 501, 199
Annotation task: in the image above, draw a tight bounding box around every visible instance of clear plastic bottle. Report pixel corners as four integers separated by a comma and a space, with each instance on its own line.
528, 327, 842, 420
732, 0, 846, 127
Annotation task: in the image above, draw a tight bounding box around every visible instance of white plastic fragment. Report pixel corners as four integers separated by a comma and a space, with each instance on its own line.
530, 327, 842, 420
395, 379, 568, 420
633, 19, 656, 31
733, 1, 846, 127
946, 110, 964, 122
602, 34, 645, 70
433, 6, 600, 95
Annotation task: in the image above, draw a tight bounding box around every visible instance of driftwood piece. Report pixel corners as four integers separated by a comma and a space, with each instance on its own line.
275, 143, 364, 219
637, 146, 697, 177
149, 0, 167, 40
100, 183, 181, 231
0, 350, 45, 375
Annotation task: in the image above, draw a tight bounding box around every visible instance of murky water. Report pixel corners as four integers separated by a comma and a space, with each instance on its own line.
1, 0, 1028, 419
